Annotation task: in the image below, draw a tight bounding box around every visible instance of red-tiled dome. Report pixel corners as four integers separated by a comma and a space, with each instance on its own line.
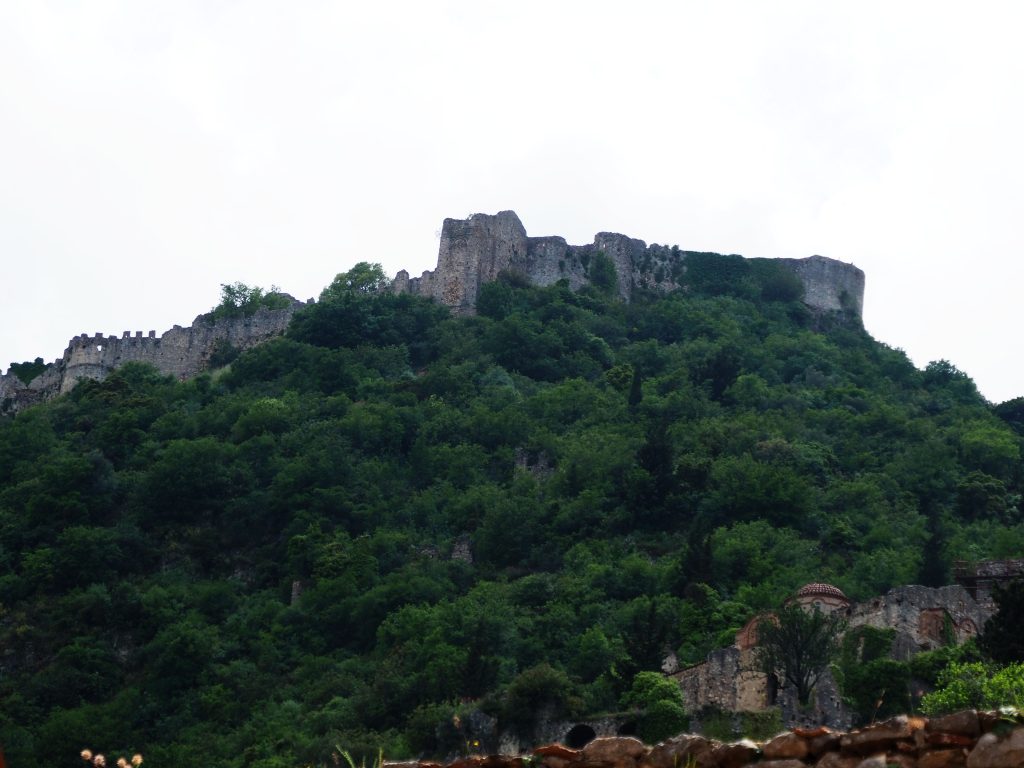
795, 583, 848, 601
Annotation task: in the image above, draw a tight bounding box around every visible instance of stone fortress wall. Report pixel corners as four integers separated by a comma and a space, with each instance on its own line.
3, 210, 866, 415
393, 211, 866, 318
0, 298, 306, 414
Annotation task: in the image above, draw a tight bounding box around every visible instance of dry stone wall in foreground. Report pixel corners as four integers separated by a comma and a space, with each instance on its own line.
389, 711, 1024, 768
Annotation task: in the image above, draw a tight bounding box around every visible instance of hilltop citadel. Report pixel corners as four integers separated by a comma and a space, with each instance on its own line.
1, 211, 864, 414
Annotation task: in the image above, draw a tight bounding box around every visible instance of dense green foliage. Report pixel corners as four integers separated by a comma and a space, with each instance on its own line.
835, 627, 910, 722
697, 707, 783, 743
7, 357, 48, 385
920, 662, 1024, 714
755, 604, 844, 705
207, 282, 292, 322
980, 579, 1024, 663
1, 261, 1022, 766
621, 672, 688, 743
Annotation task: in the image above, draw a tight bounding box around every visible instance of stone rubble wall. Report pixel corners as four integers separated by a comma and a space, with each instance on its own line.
1, 298, 306, 414
674, 646, 849, 733
388, 711, 1024, 768
393, 211, 865, 318
847, 586, 988, 659
674, 586, 992, 730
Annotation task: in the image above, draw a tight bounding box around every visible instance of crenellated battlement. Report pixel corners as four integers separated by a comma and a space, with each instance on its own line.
1, 297, 308, 413
3, 211, 868, 416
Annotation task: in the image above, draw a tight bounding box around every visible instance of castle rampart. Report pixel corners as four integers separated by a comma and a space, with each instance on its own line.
3, 211, 868, 415
394, 211, 866, 318
1, 298, 306, 414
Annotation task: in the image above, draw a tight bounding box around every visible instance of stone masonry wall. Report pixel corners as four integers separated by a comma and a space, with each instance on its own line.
405, 710, 1024, 768
393, 211, 866, 318
4, 211, 866, 414
673, 585, 992, 731
1, 298, 306, 414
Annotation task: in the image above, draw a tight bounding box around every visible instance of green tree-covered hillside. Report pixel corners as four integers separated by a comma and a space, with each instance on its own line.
1, 262, 1022, 766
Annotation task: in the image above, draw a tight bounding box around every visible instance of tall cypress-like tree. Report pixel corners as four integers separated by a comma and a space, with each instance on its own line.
980, 579, 1024, 663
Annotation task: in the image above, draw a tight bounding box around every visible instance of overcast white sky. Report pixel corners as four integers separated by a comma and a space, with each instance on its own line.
2, 1, 1023, 401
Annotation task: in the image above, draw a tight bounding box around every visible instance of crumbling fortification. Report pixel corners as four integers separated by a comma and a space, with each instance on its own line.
3, 211, 867, 415
0, 298, 306, 414
674, 584, 991, 731
393, 211, 865, 317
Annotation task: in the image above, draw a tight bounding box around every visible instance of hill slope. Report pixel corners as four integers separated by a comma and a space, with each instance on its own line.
0, 263, 1021, 767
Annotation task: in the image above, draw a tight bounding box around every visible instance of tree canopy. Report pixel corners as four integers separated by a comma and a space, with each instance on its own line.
0, 262, 1021, 765
755, 603, 845, 706
208, 282, 291, 321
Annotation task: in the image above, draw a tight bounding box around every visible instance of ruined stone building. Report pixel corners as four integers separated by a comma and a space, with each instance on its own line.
0, 299, 307, 414
953, 558, 1024, 610
673, 582, 993, 730
3, 210, 865, 415
393, 211, 865, 319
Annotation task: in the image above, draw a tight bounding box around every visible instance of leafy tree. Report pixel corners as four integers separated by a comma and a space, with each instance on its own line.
910, 640, 984, 688
922, 359, 982, 405
8, 357, 47, 385
756, 603, 845, 706
920, 661, 1024, 715
994, 397, 1024, 434
621, 671, 688, 743
500, 664, 581, 735
320, 262, 390, 301
980, 579, 1024, 663
209, 282, 290, 321
1, 258, 1020, 760
207, 339, 241, 368
589, 252, 619, 295
835, 626, 910, 723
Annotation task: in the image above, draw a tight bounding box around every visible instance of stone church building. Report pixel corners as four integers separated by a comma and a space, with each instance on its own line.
672, 580, 994, 729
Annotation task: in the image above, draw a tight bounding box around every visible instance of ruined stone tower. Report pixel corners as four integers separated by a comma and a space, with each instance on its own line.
393, 210, 865, 318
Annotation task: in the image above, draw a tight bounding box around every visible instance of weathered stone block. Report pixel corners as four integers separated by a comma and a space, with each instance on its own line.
641, 735, 715, 768
534, 745, 582, 761
841, 716, 926, 755
757, 760, 810, 768
976, 713, 1004, 735
807, 732, 842, 757
815, 752, 860, 768
581, 736, 648, 768
762, 732, 810, 760
966, 729, 1024, 767
853, 756, 890, 768
710, 739, 759, 768
928, 734, 975, 749
918, 748, 968, 768
927, 712, 980, 738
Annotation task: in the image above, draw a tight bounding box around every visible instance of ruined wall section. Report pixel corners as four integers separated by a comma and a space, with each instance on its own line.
392, 211, 866, 319
674, 646, 848, 730
776, 255, 865, 316
674, 585, 991, 730
408, 211, 530, 311
847, 585, 987, 656
2, 298, 305, 413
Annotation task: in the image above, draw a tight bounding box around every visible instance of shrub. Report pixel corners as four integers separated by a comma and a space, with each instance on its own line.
921, 661, 1024, 715
622, 672, 688, 743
